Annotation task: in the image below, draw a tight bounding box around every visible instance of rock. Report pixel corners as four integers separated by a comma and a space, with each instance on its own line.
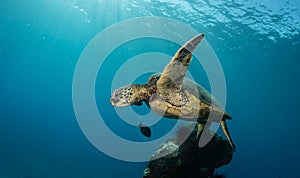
143, 124, 234, 178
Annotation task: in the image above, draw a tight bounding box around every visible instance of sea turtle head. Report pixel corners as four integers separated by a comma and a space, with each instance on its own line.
110, 84, 145, 107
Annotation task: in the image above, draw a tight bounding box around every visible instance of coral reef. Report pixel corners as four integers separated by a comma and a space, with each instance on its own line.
143, 124, 234, 178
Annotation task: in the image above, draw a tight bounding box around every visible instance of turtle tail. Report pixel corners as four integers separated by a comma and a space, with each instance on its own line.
220, 119, 235, 151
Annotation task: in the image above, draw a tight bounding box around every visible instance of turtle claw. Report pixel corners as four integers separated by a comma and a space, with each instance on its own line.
135, 101, 143, 106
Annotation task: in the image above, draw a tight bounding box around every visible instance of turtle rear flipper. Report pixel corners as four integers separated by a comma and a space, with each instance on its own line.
220, 120, 235, 151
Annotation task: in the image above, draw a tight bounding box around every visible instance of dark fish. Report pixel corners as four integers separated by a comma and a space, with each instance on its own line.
139, 122, 151, 137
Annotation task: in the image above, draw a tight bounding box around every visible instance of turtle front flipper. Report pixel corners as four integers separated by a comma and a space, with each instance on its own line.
157, 34, 204, 93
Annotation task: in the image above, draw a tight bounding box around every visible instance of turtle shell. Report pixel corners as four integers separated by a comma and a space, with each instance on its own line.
149, 73, 216, 106
182, 77, 217, 107
149, 73, 231, 119
182, 77, 232, 120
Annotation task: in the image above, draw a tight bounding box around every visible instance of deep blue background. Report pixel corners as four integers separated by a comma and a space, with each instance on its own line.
1, 0, 300, 177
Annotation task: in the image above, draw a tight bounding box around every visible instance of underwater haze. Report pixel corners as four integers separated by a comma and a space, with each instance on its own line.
1, 0, 300, 177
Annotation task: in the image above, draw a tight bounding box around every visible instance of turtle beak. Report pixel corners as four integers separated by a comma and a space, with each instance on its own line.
110, 90, 120, 107
110, 97, 119, 106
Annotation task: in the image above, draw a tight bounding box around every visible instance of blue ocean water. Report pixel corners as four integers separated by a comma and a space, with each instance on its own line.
1, 0, 300, 177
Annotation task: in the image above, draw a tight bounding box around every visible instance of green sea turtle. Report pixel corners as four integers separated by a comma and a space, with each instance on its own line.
110, 34, 235, 149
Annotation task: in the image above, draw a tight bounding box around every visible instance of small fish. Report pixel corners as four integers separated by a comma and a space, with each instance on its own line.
139, 122, 151, 137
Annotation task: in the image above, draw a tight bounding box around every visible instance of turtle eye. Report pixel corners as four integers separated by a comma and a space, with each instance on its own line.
114, 90, 122, 97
